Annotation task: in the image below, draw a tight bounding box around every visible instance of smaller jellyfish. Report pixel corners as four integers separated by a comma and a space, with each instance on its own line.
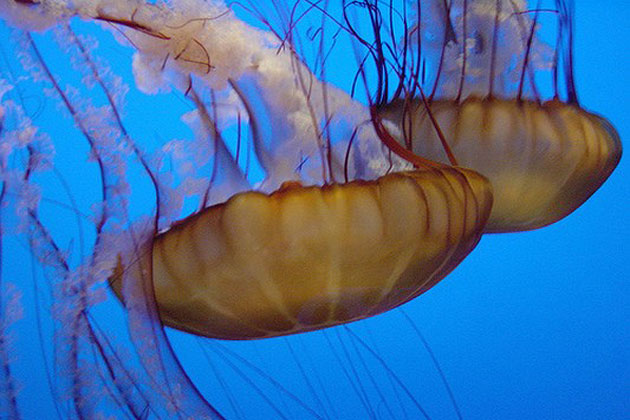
366, 0, 622, 232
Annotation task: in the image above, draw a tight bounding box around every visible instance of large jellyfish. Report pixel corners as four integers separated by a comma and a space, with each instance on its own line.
0, 0, 627, 419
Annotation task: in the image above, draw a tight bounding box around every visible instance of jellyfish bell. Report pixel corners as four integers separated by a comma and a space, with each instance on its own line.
367, 0, 622, 232
113, 165, 493, 340
377, 97, 621, 232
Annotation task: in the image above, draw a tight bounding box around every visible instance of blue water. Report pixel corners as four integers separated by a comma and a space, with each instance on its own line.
0, 1, 627, 419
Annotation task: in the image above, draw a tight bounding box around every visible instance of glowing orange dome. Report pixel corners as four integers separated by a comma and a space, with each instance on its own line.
377, 97, 621, 232
115, 166, 492, 339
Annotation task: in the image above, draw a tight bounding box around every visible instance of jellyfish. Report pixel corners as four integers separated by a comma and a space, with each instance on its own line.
112, 165, 492, 340
1, 0, 494, 344
0, 0, 627, 419
0, 0, 494, 417
367, 0, 622, 232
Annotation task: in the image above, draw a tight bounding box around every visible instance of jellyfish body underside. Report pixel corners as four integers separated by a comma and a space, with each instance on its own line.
115, 166, 492, 340
379, 97, 622, 232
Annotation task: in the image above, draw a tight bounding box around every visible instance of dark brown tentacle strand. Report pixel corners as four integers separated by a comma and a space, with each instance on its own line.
558, 0, 578, 104
456, 0, 468, 102
552, 0, 562, 99
0, 165, 21, 420
370, 105, 441, 169
488, 0, 502, 98
517, 0, 542, 102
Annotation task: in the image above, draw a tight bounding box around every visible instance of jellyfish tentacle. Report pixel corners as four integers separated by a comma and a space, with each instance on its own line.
400, 309, 463, 420
207, 340, 323, 419
9, 13, 223, 417
0, 155, 21, 420
345, 327, 432, 420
